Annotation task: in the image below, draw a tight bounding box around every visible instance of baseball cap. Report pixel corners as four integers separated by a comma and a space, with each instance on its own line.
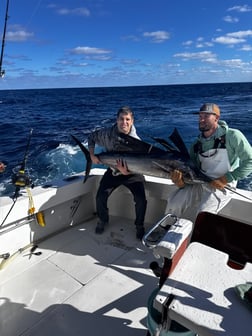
199, 103, 220, 116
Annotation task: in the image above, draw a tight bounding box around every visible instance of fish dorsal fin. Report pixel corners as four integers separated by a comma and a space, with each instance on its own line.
117, 133, 165, 154
151, 137, 177, 152
169, 128, 190, 159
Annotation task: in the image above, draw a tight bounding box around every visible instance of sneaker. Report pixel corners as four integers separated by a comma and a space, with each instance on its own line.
136, 227, 145, 240
95, 221, 106, 234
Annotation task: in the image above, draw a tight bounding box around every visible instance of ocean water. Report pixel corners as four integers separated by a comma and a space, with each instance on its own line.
0, 82, 252, 196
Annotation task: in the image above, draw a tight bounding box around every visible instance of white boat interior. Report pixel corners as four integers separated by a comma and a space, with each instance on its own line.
0, 168, 252, 336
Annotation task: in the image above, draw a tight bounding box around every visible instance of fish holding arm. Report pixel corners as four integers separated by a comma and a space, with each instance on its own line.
170, 170, 185, 188
115, 158, 130, 175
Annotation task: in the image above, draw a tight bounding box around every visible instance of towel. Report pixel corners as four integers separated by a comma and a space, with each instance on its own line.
235, 283, 252, 311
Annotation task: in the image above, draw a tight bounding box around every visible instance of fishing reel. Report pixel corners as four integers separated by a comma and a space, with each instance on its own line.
12, 168, 32, 188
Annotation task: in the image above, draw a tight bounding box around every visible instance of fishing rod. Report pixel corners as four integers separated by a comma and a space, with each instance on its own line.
224, 185, 252, 202
0, 128, 34, 227
0, 0, 10, 78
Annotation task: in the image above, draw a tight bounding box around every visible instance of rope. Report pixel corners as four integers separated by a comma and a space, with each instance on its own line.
26, 187, 35, 215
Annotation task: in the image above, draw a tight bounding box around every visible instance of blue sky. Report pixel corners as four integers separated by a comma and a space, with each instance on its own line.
0, 0, 252, 89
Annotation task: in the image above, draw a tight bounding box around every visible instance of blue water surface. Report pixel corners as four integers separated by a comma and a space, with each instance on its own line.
0, 82, 252, 195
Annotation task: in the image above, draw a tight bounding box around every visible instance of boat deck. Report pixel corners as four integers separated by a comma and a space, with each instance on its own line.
0, 216, 158, 336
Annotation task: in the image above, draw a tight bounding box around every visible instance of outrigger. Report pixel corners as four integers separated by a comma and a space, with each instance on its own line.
0, 0, 10, 78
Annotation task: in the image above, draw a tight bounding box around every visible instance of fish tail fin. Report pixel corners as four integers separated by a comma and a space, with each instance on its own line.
71, 134, 92, 183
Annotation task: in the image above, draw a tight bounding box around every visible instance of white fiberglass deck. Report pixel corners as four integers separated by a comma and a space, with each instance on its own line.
0, 216, 158, 336
154, 242, 252, 336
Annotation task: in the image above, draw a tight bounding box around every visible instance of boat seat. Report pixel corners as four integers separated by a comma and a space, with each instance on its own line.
143, 214, 193, 286
153, 242, 252, 336
143, 214, 193, 259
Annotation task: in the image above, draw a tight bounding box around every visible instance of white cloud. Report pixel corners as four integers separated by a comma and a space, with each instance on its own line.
196, 41, 214, 48
240, 44, 252, 51
90, 55, 112, 61
69, 47, 112, 61
227, 5, 252, 12
213, 30, 252, 45
71, 47, 112, 55
56, 7, 90, 16
213, 36, 245, 44
121, 35, 140, 42
173, 51, 217, 60
173, 49, 250, 74
183, 38, 213, 48
228, 30, 252, 38
143, 31, 170, 43
6, 25, 34, 42
221, 58, 247, 68
223, 15, 239, 23
182, 40, 193, 46
120, 58, 140, 65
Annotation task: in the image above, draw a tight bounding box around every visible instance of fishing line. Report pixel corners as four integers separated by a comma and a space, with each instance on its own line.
22, 0, 43, 30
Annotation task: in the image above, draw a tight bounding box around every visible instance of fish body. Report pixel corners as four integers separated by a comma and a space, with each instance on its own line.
96, 150, 207, 184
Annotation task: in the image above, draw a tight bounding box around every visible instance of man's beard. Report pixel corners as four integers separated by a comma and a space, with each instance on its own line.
199, 123, 210, 132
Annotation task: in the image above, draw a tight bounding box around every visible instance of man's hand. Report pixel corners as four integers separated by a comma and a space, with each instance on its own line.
171, 169, 185, 188
90, 153, 101, 164
210, 176, 228, 190
116, 159, 130, 175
